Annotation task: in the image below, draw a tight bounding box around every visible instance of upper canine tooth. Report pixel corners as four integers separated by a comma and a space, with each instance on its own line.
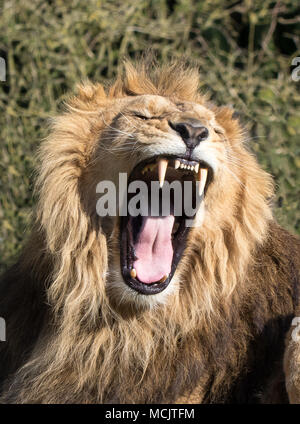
198, 168, 208, 196
195, 163, 200, 174
158, 158, 168, 188
174, 159, 180, 169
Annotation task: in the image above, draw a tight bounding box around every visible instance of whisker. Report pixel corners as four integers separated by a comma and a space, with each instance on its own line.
101, 113, 134, 138
119, 112, 139, 131
242, 135, 267, 143
224, 165, 246, 188
226, 157, 257, 172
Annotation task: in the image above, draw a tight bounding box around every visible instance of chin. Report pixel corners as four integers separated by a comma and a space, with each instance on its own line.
108, 263, 181, 309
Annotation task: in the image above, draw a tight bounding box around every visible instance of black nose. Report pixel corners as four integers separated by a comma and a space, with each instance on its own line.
169, 119, 209, 149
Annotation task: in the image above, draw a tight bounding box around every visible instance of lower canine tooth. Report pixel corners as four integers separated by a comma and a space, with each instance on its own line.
198, 168, 208, 196
158, 274, 168, 283
130, 268, 137, 278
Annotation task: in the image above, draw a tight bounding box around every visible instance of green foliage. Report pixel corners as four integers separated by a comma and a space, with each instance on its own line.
0, 0, 299, 272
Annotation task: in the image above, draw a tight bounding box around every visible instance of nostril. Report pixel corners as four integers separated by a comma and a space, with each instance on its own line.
169, 121, 190, 140
176, 123, 190, 139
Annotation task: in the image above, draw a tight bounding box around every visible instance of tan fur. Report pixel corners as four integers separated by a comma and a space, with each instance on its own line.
1, 60, 299, 404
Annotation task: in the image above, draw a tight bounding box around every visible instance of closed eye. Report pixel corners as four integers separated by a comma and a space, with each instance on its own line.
214, 127, 224, 135
133, 114, 151, 120
130, 111, 173, 121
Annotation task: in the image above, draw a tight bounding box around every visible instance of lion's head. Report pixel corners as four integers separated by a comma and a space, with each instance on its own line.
36, 61, 274, 314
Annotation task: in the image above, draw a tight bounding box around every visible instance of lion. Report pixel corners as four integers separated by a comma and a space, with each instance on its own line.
0, 60, 299, 404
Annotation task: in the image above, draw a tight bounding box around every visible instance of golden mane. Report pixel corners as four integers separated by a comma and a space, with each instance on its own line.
1, 61, 276, 403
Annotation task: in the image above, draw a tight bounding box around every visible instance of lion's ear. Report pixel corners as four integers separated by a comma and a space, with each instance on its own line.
67, 81, 107, 111
76, 81, 106, 101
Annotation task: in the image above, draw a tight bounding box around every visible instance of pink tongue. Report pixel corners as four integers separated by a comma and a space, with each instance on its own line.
133, 215, 175, 284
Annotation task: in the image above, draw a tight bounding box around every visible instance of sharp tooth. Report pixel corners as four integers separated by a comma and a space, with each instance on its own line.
174, 159, 180, 169
130, 268, 137, 279
195, 163, 199, 174
180, 163, 184, 169
158, 274, 168, 283
198, 168, 208, 196
158, 158, 168, 188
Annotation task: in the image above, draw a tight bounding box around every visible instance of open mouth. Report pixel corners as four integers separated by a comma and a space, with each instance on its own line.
120, 155, 212, 295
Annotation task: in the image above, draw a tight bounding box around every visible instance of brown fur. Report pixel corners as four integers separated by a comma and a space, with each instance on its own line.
0, 60, 299, 403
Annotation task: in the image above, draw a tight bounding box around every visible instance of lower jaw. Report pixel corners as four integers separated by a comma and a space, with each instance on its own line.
120, 214, 191, 295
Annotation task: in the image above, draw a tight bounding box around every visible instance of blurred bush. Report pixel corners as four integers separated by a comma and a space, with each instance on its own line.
0, 0, 299, 272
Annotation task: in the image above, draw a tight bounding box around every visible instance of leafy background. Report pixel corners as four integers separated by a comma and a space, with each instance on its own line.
0, 0, 299, 273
